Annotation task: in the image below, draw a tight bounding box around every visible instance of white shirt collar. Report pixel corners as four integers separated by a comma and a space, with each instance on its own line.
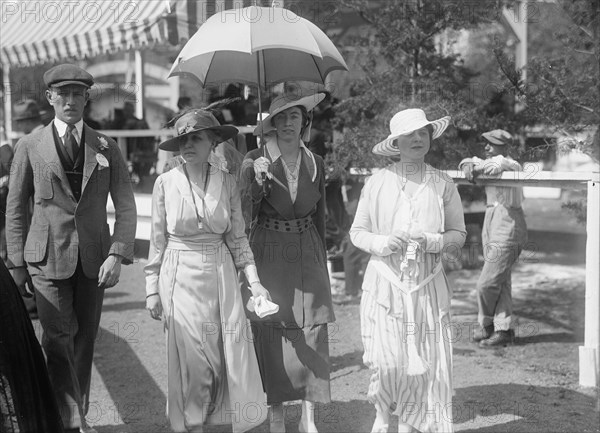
265, 139, 317, 182
54, 118, 83, 144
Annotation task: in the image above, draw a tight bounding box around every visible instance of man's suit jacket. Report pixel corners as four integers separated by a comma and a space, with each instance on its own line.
6, 122, 137, 280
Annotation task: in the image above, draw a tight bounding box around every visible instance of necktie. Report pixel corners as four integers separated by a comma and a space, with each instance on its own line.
64, 124, 79, 164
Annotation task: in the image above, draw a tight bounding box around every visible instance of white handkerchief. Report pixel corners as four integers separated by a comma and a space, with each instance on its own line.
247, 295, 279, 318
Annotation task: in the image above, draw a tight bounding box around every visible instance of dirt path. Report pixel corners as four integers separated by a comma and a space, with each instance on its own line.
41, 243, 597, 432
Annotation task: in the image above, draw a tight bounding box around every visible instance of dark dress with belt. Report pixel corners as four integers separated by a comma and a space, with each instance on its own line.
0, 260, 64, 433
241, 143, 335, 404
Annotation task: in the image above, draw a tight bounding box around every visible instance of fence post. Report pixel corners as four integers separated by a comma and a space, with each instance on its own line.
579, 179, 599, 387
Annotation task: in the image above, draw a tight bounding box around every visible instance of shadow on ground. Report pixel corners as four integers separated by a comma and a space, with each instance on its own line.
454, 383, 597, 432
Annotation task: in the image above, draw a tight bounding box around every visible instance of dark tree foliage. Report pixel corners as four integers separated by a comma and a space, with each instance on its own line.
330, 0, 507, 176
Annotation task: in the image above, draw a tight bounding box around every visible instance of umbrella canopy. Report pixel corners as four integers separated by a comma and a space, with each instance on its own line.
167, 6, 348, 88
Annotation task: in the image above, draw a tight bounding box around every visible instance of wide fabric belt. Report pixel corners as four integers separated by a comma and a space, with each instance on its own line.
167, 233, 223, 251
256, 216, 314, 234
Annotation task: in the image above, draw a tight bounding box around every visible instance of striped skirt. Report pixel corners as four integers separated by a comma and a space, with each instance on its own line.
360, 256, 454, 433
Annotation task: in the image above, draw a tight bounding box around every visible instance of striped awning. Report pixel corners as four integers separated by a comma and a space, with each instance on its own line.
0, 0, 258, 68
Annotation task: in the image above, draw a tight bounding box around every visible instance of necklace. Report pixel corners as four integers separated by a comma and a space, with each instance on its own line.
183, 164, 210, 226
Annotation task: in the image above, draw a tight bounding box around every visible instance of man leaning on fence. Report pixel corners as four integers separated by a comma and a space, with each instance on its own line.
5, 63, 137, 433
459, 129, 528, 347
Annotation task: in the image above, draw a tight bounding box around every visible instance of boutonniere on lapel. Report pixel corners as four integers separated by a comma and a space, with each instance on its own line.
96, 137, 110, 170
98, 136, 109, 151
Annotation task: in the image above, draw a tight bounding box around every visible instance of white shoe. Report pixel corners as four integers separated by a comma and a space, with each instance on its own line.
80, 427, 98, 433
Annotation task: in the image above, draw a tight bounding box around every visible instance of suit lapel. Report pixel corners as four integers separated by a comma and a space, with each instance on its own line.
36, 123, 70, 188
265, 157, 296, 219
81, 125, 99, 194
293, 152, 321, 217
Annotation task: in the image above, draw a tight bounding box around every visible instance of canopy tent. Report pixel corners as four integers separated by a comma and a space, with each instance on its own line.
0, 0, 260, 138
0, 0, 260, 67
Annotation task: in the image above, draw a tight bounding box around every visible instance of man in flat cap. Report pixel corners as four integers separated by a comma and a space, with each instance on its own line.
459, 129, 528, 347
6, 63, 137, 433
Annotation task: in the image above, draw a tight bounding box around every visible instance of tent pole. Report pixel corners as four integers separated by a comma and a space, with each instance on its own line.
135, 49, 146, 120
2, 65, 13, 145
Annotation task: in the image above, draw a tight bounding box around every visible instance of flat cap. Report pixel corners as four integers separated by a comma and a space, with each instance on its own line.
14, 99, 41, 121
43, 63, 94, 88
482, 129, 513, 146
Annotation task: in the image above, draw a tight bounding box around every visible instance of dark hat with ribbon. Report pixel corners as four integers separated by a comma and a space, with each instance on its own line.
159, 110, 238, 152
14, 99, 41, 121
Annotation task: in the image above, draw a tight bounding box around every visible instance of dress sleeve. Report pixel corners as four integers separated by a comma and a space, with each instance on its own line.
349, 177, 393, 256
315, 157, 327, 253
144, 176, 167, 296
239, 154, 265, 231
224, 174, 255, 270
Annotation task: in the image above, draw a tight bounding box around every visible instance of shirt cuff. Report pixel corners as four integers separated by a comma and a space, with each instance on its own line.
374, 235, 393, 256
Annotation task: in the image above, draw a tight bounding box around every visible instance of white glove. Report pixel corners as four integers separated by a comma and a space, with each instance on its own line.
253, 157, 273, 185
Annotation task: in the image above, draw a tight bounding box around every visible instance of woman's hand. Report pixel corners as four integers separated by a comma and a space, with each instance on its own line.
253, 157, 273, 185
409, 229, 427, 249
250, 282, 272, 301
387, 230, 410, 253
146, 293, 162, 321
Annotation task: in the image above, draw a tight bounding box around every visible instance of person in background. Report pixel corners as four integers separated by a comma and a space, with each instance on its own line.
240, 92, 335, 433
460, 129, 528, 347
10, 99, 45, 318
145, 109, 269, 432
176, 96, 192, 115
5, 63, 137, 433
350, 108, 466, 433
14, 99, 44, 135
0, 135, 13, 264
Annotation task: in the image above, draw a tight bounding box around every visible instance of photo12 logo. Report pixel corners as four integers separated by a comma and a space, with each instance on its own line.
1, 1, 142, 25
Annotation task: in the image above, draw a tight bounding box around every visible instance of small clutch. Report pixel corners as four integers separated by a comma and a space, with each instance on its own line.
247, 295, 279, 318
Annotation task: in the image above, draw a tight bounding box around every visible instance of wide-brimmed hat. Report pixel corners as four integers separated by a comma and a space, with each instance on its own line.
159, 110, 238, 151
482, 129, 512, 146
43, 63, 94, 88
14, 99, 41, 121
253, 92, 326, 136
372, 109, 451, 156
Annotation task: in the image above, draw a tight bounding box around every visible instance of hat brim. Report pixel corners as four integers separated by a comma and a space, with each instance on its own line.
159, 125, 239, 151
372, 116, 451, 157
481, 132, 509, 146
50, 80, 92, 88
253, 93, 326, 136
14, 114, 40, 121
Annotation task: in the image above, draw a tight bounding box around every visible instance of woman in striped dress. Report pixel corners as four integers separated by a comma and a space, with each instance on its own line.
350, 109, 466, 433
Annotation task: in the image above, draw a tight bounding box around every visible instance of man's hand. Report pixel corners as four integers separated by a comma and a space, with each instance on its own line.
461, 163, 478, 184
98, 254, 123, 289
10, 267, 32, 297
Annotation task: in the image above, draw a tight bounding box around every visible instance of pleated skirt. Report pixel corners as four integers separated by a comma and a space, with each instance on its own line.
252, 322, 331, 404
360, 261, 454, 433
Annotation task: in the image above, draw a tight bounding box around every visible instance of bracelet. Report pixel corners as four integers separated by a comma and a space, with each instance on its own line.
146, 293, 159, 299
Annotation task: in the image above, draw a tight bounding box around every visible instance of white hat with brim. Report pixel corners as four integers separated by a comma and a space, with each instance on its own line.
254, 93, 326, 136
372, 109, 451, 157
159, 110, 238, 152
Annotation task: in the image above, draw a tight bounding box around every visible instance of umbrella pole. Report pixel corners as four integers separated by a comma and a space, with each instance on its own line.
256, 51, 269, 194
